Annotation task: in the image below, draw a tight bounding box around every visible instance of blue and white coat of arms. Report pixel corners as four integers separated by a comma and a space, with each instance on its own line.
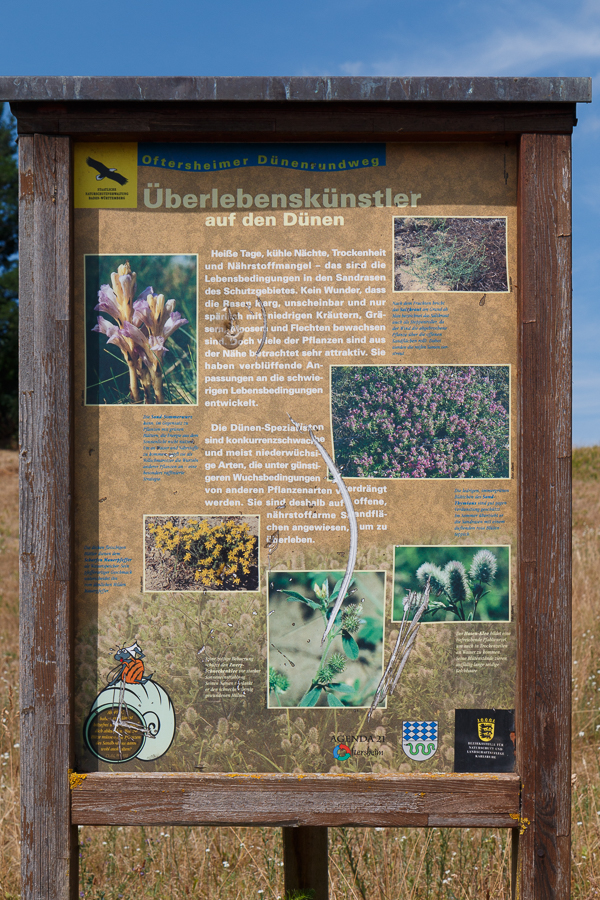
402, 721, 438, 761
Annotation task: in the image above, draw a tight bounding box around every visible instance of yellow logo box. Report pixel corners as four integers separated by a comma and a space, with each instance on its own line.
74, 143, 138, 208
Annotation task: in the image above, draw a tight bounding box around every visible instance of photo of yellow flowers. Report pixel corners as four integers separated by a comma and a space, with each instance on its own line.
144, 515, 259, 592
85, 254, 197, 405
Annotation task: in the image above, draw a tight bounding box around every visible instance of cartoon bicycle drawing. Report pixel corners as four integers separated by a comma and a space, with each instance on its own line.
84, 641, 176, 763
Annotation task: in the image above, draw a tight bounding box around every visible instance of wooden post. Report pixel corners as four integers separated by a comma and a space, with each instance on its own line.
283, 826, 329, 900
19, 134, 77, 900
517, 133, 572, 899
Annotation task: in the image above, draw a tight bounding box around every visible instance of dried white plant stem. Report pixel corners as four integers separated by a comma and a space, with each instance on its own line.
256, 295, 268, 357
367, 579, 431, 720
287, 414, 358, 645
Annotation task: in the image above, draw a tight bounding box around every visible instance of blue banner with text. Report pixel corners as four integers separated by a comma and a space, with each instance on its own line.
138, 143, 386, 173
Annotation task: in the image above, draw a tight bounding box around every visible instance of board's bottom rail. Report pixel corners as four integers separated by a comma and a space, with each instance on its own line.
70, 772, 521, 828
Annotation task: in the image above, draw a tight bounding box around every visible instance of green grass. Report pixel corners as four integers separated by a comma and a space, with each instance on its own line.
573, 446, 600, 481
394, 217, 508, 293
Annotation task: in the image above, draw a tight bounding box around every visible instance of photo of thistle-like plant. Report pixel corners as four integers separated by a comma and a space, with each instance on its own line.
393, 545, 510, 623
331, 365, 510, 479
268, 570, 384, 709
393, 217, 508, 292
144, 515, 259, 592
85, 254, 197, 405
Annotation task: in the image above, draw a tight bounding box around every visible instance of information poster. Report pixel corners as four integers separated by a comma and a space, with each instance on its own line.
73, 141, 517, 774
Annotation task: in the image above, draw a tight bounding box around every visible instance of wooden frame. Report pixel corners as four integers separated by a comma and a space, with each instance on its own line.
2, 76, 589, 900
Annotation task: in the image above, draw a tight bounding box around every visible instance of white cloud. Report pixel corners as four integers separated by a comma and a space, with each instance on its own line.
339, 3, 600, 76
470, 23, 600, 74
340, 62, 366, 76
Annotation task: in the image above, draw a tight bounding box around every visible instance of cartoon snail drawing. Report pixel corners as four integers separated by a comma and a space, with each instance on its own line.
84, 640, 176, 764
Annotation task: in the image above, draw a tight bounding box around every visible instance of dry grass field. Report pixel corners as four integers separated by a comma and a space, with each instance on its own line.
1, 448, 599, 898
0, 451, 19, 899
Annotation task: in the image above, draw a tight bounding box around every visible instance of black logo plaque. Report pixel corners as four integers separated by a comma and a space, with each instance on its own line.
454, 708, 515, 773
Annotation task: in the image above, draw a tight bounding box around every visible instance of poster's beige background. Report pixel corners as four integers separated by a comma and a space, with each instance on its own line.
73, 142, 518, 774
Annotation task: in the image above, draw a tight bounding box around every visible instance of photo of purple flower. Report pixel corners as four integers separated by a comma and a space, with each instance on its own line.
331, 365, 510, 479
85, 255, 197, 405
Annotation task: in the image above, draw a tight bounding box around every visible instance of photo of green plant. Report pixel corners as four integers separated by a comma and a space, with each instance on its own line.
85, 254, 197, 405
268, 570, 385, 708
144, 516, 259, 592
393, 217, 508, 292
331, 365, 510, 479
393, 545, 510, 623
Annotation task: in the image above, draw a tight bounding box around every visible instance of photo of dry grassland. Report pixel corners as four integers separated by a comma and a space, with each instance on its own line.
144, 515, 259, 592
393, 217, 508, 292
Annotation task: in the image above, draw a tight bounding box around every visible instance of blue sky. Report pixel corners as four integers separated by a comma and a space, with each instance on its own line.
0, 0, 597, 443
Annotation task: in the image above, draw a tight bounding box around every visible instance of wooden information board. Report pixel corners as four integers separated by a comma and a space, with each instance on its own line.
1, 75, 591, 900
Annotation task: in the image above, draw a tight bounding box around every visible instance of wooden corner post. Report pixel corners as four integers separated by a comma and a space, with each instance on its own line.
518, 133, 572, 899
19, 134, 77, 900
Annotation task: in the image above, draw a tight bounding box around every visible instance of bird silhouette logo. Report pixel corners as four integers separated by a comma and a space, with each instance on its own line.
86, 156, 128, 186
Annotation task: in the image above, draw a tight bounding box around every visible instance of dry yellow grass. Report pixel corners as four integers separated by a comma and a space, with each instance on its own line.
571, 465, 600, 898
1, 448, 599, 898
0, 450, 20, 899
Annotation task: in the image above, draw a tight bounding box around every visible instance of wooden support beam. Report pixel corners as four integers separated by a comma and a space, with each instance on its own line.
19, 134, 76, 900
517, 132, 572, 899
8, 99, 578, 140
70, 772, 520, 827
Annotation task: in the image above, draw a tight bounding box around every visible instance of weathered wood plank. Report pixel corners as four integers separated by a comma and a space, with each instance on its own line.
9, 100, 578, 139
429, 815, 520, 828
19, 134, 76, 900
518, 134, 572, 899
70, 773, 520, 827
0, 75, 591, 103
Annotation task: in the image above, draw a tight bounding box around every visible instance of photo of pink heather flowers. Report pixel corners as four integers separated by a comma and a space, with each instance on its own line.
331, 365, 510, 479
393, 217, 508, 292
393, 545, 510, 623
85, 254, 197, 405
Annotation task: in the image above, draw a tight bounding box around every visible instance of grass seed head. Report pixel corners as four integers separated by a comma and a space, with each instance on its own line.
470, 549, 498, 584
444, 561, 469, 605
